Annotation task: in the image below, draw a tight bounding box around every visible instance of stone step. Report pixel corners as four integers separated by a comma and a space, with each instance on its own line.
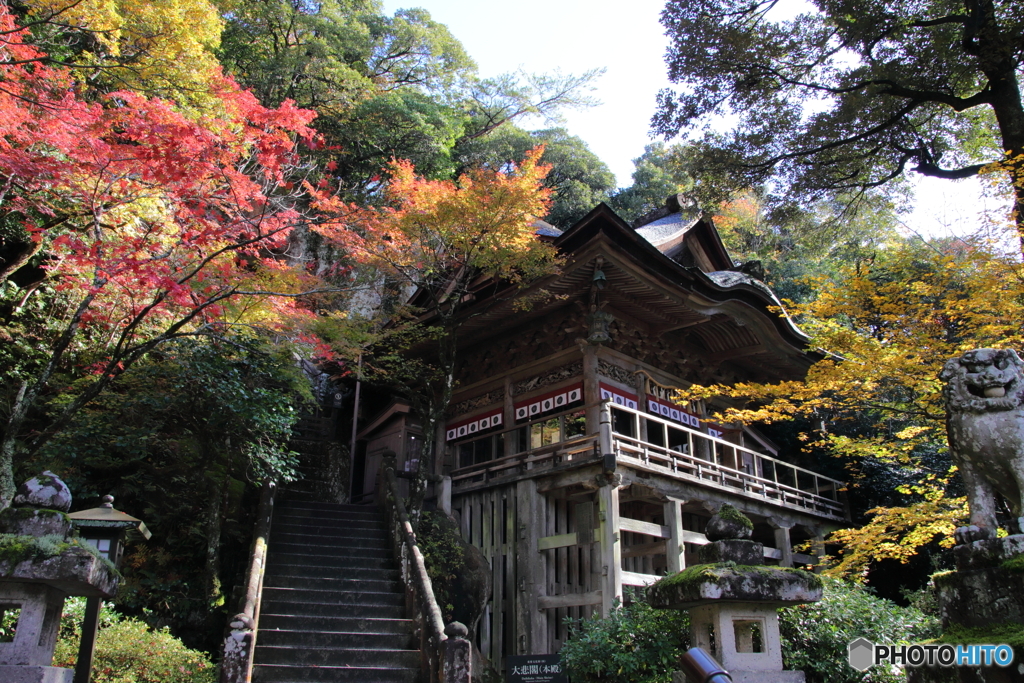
267, 552, 396, 570
272, 522, 388, 538
254, 645, 421, 668
252, 663, 419, 683
270, 534, 390, 550
265, 564, 401, 581
262, 586, 405, 608
270, 542, 390, 558
263, 575, 402, 593
259, 614, 414, 635
259, 600, 406, 620
278, 505, 383, 518
257, 628, 415, 650
273, 513, 386, 529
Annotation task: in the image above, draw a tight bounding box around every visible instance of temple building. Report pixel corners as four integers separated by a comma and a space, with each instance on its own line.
354, 197, 848, 667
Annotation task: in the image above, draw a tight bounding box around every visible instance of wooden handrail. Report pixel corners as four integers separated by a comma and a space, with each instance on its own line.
220, 479, 276, 683
380, 451, 471, 682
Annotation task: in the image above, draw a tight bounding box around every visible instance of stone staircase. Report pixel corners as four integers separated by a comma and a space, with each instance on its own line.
252, 500, 422, 682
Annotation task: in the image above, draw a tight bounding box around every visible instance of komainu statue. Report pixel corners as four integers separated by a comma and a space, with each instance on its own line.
941, 348, 1024, 543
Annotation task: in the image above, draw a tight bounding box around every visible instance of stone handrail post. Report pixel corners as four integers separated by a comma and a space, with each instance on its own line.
221, 479, 276, 683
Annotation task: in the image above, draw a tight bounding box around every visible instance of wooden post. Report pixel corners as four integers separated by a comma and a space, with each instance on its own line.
583, 347, 600, 436
73, 596, 102, 683
636, 368, 648, 443
664, 498, 686, 575
504, 374, 515, 457
598, 480, 622, 616
515, 478, 546, 654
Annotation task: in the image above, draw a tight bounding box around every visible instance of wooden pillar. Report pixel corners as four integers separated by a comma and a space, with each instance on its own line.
504, 375, 515, 457
769, 519, 794, 567
598, 480, 622, 616
583, 346, 600, 435
636, 367, 648, 443
664, 498, 686, 574
515, 479, 546, 654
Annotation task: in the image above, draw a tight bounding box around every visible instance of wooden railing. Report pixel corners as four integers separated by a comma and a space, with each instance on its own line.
448, 401, 846, 521
380, 451, 470, 683
221, 479, 276, 683
606, 402, 847, 520
450, 430, 600, 490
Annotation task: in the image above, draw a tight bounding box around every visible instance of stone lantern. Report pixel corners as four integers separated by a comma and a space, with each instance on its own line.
0, 472, 120, 683
67, 495, 150, 683
648, 505, 822, 683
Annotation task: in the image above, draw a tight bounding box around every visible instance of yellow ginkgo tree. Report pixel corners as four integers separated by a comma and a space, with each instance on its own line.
678, 232, 1024, 578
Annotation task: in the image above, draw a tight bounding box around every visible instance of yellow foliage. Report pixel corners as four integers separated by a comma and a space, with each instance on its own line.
674, 235, 1024, 576
26, 0, 224, 109
823, 497, 966, 579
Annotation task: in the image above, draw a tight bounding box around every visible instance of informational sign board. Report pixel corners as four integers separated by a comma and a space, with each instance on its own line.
507, 654, 569, 683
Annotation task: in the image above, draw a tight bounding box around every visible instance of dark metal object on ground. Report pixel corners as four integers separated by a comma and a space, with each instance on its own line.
681, 647, 732, 683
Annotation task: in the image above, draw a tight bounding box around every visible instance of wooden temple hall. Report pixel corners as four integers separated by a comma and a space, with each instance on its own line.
355, 197, 849, 666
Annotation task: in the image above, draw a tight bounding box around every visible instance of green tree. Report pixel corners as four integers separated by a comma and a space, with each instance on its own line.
780, 577, 940, 683
654, 0, 1024, 249
608, 142, 696, 224
455, 126, 616, 228
217, 0, 600, 201
33, 334, 307, 645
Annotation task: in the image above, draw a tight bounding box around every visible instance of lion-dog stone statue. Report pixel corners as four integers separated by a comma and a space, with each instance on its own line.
941, 348, 1024, 543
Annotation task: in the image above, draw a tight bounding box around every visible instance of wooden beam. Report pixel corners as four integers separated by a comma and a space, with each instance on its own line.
619, 517, 671, 539
538, 591, 603, 610
682, 530, 709, 545
622, 541, 667, 559
538, 532, 578, 551
621, 570, 661, 587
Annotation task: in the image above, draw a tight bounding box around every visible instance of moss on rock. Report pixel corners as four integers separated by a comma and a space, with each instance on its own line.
717, 504, 753, 530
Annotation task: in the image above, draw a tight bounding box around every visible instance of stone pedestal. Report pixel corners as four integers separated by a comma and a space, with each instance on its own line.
906, 536, 1024, 683
0, 665, 73, 683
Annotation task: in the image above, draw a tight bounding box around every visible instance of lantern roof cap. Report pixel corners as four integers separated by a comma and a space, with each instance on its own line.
69, 495, 151, 541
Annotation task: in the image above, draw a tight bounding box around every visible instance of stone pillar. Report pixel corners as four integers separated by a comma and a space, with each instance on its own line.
443, 622, 472, 683
598, 478, 622, 616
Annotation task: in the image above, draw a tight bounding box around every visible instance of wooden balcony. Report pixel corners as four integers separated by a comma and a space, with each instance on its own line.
448, 401, 846, 522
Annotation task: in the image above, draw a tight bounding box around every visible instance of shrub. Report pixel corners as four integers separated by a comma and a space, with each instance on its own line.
780, 576, 940, 683
560, 598, 690, 683
416, 509, 467, 621
53, 599, 216, 683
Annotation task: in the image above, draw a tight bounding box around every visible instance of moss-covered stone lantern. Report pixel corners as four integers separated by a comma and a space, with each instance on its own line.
0, 472, 120, 683
648, 505, 822, 683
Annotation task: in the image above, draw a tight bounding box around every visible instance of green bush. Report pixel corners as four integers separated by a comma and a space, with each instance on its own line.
780, 576, 940, 683
53, 598, 216, 683
560, 599, 690, 683
416, 509, 467, 621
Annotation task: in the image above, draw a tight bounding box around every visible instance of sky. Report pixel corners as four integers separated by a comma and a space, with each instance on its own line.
381, 0, 1000, 238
